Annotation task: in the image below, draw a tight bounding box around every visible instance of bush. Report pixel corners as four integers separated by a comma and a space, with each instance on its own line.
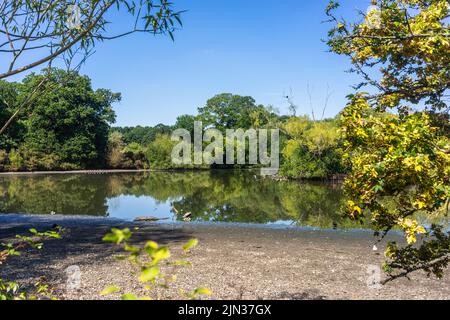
280, 117, 346, 179
145, 134, 178, 170
7, 149, 24, 171
0, 150, 7, 171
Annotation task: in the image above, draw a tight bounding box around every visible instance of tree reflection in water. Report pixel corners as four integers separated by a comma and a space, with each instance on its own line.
0, 171, 362, 229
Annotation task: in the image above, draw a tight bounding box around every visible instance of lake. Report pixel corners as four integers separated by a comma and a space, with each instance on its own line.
0, 170, 360, 229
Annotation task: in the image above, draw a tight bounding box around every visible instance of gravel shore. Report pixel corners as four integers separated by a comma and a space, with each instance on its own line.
1, 214, 449, 300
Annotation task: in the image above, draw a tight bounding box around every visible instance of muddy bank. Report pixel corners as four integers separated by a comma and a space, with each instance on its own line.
0, 214, 449, 300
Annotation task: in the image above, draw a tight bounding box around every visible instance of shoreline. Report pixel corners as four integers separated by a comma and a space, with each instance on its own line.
0, 213, 408, 237
0, 168, 243, 176
0, 168, 346, 184
0, 213, 383, 235
1, 214, 449, 300
0, 169, 153, 176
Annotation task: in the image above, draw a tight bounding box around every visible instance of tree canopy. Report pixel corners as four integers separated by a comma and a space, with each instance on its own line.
197, 93, 274, 130
1, 68, 120, 170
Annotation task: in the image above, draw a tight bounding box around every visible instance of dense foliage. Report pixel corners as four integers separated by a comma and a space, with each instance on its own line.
197, 93, 275, 130
280, 116, 346, 178
327, 0, 450, 281
1, 78, 346, 177
111, 125, 173, 146
109, 93, 345, 177
0, 69, 120, 171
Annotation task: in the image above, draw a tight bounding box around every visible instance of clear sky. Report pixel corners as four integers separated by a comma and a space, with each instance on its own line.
7, 0, 373, 127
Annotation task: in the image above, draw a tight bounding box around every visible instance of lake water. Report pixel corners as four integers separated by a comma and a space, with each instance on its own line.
0, 170, 359, 229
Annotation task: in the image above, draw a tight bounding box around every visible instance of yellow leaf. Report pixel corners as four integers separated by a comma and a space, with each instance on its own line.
194, 287, 212, 296
183, 239, 199, 252
139, 267, 160, 283
100, 286, 120, 296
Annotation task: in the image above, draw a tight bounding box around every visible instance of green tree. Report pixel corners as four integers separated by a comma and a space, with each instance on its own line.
175, 114, 197, 135
249, 105, 281, 129
327, 0, 450, 281
107, 131, 126, 169
280, 116, 345, 178
20, 68, 120, 170
112, 124, 173, 145
0, 81, 23, 150
198, 93, 268, 130
123, 142, 149, 168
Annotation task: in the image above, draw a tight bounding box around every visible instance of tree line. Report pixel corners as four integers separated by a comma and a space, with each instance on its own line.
110, 93, 348, 177
1, 68, 348, 178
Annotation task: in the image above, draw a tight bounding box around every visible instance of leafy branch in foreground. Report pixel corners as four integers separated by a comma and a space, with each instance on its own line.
326, 0, 449, 112
327, 0, 450, 283
0, 0, 184, 80
340, 94, 449, 282
101, 228, 211, 300
0, 227, 63, 300
382, 225, 450, 284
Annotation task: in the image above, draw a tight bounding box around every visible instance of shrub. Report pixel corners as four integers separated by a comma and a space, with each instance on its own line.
101, 228, 211, 300
0, 150, 7, 171
7, 149, 24, 171
0, 227, 63, 300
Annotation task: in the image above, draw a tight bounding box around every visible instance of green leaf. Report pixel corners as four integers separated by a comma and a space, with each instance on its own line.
102, 228, 132, 245
144, 241, 159, 255
170, 260, 192, 266
193, 287, 212, 296
124, 244, 140, 254
138, 267, 160, 283
182, 239, 199, 252
114, 255, 127, 261
121, 293, 138, 300
100, 286, 120, 296
151, 247, 170, 264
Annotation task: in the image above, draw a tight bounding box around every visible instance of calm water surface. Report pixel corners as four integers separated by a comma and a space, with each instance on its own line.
0, 171, 358, 229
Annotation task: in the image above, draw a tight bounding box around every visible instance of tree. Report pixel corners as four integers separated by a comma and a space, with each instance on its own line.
107, 131, 126, 168
112, 124, 173, 145
19, 68, 120, 170
249, 105, 281, 129
122, 142, 148, 168
327, 0, 449, 113
198, 93, 268, 130
0, 81, 23, 150
327, 0, 450, 281
175, 114, 197, 135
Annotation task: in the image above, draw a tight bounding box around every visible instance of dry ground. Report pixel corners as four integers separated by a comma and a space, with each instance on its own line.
0, 214, 449, 300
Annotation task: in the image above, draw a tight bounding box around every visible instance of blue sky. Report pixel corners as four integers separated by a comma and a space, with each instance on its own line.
6, 0, 372, 127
